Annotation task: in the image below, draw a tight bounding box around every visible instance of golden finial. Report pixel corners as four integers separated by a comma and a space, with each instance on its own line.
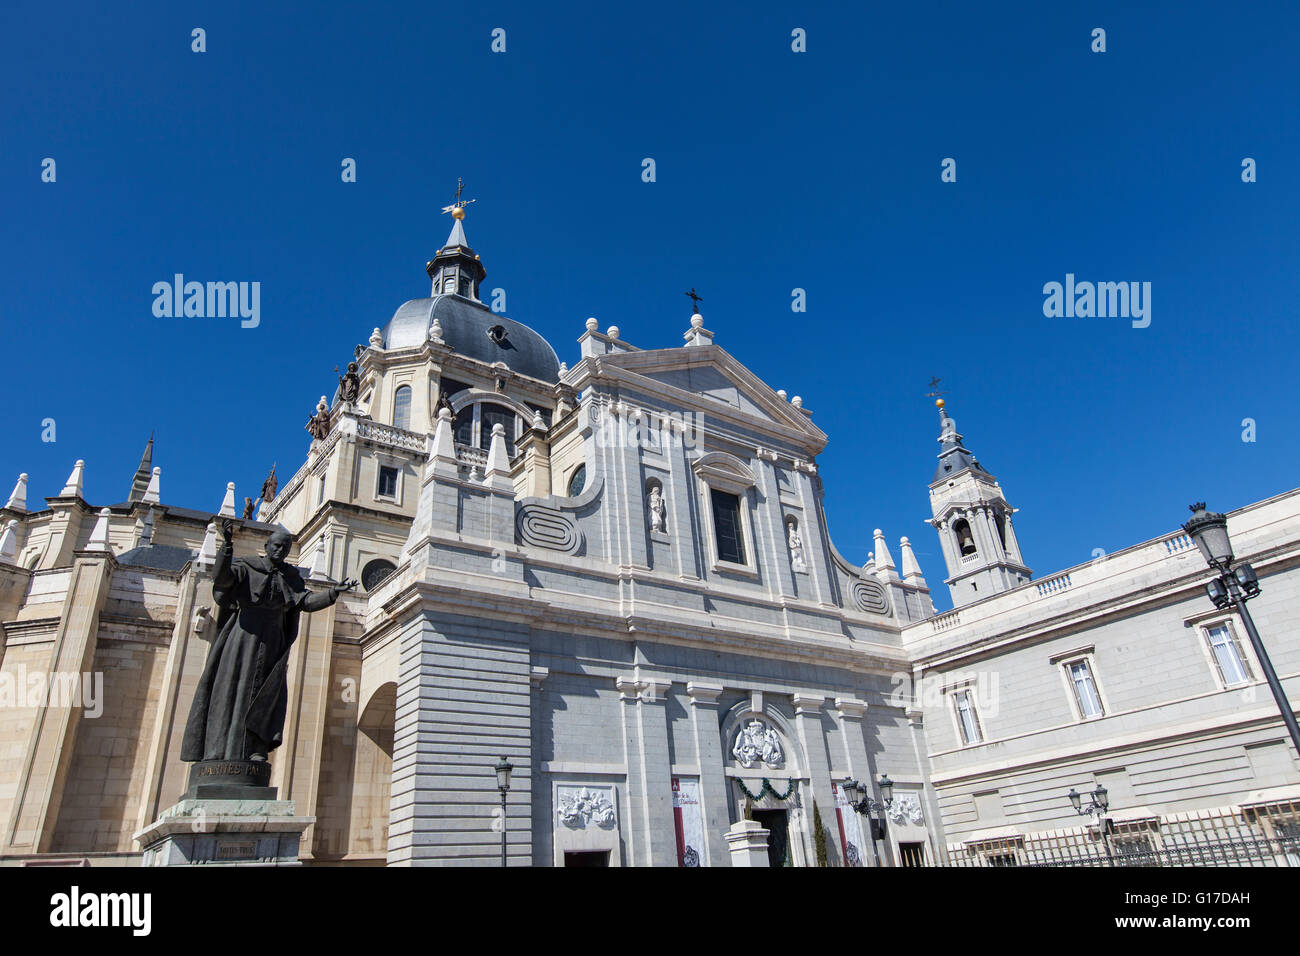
936, 398, 945, 409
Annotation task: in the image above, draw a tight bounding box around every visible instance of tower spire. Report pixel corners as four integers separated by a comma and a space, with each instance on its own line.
925, 392, 1031, 607
128, 433, 154, 502
427, 177, 485, 299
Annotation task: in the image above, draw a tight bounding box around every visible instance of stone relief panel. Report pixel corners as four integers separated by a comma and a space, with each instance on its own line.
732, 718, 785, 770
556, 786, 618, 829
516, 503, 583, 554
887, 793, 924, 826
852, 579, 890, 615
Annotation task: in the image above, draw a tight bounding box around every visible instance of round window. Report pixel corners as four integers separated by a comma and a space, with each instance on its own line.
361, 558, 397, 591
567, 464, 587, 497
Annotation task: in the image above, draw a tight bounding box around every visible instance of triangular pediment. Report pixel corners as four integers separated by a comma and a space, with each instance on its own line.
594, 344, 827, 451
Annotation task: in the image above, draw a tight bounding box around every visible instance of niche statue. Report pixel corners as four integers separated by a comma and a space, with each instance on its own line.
181, 520, 356, 780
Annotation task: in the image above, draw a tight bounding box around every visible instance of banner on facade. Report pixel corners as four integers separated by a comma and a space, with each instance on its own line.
833, 781, 865, 867
672, 777, 704, 867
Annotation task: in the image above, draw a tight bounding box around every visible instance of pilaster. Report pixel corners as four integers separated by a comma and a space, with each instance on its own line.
4, 552, 114, 853
686, 681, 729, 865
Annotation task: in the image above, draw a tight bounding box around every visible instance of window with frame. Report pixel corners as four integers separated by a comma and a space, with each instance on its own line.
953, 688, 983, 745
479, 404, 516, 456
566, 464, 587, 497
392, 385, 412, 431
1066, 659, 1104, 718
377, 465, 399, 500
1203, 621, 1253, 687
710, 489, 746, 565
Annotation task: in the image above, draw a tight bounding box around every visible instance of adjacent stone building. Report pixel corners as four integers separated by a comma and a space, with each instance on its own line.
1, 212, 1295, 866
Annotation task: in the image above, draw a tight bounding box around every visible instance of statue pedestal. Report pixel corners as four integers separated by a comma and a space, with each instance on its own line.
134, 798, 314, 866
725, 820, 771, 867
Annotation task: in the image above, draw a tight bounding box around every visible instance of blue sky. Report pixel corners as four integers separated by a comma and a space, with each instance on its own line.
3, 1, 1297, 610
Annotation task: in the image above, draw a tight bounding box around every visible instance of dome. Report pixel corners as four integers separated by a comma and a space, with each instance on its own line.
382, 295, 561, 383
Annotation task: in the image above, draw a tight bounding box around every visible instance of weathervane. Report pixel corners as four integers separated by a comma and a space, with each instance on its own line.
685, 287, 703, 314
441, 177, 477, 220
924, 376, 947, 400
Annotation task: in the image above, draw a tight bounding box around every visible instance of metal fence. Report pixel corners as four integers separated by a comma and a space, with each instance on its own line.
942, 800, 1300, 867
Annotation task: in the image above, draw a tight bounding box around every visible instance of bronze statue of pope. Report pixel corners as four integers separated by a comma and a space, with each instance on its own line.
181, 520, 356, 765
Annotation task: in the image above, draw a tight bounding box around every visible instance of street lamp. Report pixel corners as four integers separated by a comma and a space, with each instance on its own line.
1184, 503, 1300, 759
1067, 785, 1109, 819
495, 756, 513, 867
842, 775, 895, 866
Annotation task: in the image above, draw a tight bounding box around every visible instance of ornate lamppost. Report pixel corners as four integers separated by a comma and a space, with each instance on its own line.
1067, 784, 1113, 863
1184, 503, 1300, 758
495, 756, 513, 867
842, 774, 894, 867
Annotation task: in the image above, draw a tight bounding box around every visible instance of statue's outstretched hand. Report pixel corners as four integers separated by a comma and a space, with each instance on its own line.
330, 578, 359, 599
220, 519, 235, 544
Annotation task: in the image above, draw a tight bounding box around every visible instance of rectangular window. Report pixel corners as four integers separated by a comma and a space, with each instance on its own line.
1205, 622, 1253, 686
1067, 660, 1104, 718
954, 689, 982, 744
479, 405, 516, 456
377, 465, 399, 499
710, 489, 746, 564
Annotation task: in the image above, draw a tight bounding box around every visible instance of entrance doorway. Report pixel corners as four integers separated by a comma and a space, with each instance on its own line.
752, 809, 791, 867
563, 850, 610, 867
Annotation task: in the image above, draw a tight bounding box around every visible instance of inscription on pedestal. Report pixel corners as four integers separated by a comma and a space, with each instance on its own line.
217, 842, 257, 860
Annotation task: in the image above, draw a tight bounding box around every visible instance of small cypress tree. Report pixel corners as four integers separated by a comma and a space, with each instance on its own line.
812, 802, 829, 867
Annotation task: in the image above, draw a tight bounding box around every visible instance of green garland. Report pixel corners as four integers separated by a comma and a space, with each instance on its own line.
735, 776, 797, 802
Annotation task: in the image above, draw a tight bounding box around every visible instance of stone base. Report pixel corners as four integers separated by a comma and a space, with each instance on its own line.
725, 820, 771, 867
133, 799, 314, 867
184, 759, 275, 800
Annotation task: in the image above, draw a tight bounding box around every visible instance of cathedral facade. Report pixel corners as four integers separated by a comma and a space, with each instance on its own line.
1, 213, 1296, 866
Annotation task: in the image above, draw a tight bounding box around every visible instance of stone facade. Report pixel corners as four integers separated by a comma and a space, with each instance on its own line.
0, 216, 1295, 866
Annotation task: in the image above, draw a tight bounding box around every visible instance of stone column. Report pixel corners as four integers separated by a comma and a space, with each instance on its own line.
686, 681, 730, 866
634, 678, 677, 865
276, 598, 340, 857
792, 693, 839, 866
906, 705, 948, 863
615, 676, 647, 865
4, 552, 113, 853
834, 696, 884, 867
613, 405, 650, 571
751, 452, 795, 601
133, 564, 204, 836
791, 465, 836, 607
666, 418, 700, 580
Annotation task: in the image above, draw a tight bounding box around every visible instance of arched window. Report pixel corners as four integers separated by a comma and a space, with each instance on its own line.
993, 508, 1008, 550
952, 518, 977, 557
567, 464, 587, 497
361, 558, 398, 592
453, 406, 474, 446
392, 385, 412, 431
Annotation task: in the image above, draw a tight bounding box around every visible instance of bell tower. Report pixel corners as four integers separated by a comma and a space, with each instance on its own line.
926, 398, 1031, 607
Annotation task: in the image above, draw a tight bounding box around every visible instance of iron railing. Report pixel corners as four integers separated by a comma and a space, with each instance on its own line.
940, 801, 1300, 867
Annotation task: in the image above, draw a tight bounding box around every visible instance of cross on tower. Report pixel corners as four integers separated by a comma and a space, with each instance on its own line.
924, 376, 947, 399
441, 177, 478, 216
685, 288, 703, 314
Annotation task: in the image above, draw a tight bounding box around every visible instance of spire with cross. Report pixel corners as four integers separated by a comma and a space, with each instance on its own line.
685, 287, 703, 316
